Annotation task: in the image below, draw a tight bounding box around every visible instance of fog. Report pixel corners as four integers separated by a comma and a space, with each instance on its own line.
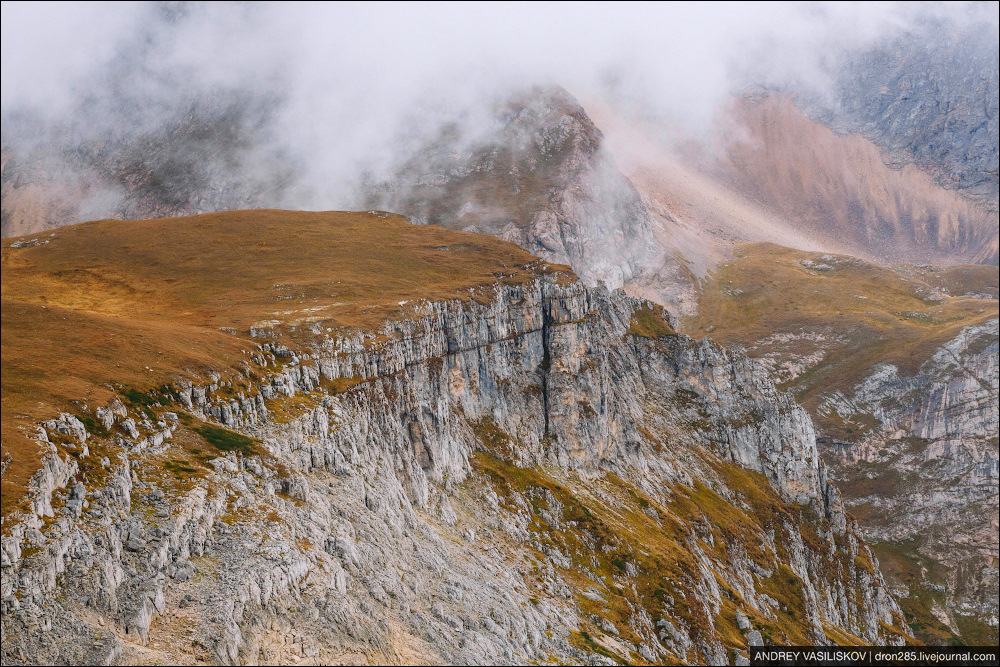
1, 1, 996, 220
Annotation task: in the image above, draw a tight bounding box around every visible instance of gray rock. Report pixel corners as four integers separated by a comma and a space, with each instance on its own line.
1, 273, 910, 664
821, 319, 999, 623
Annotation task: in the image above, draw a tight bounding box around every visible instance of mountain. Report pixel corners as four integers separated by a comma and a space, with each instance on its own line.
709, 94, 998, 266
364, 86, 699, 317
1, 211, 910, 664
808, 12, 1000, 213
589, 92, 998, 270
1, 10, 997, 655
0, 92, 295, 238
588, 80, 999, 642
358, 80, 1000, 644
1, 1, 295, 239
793, 10, 999, 266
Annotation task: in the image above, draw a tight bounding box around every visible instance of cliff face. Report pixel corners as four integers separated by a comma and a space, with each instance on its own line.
709, 94, 999, 267
796, 14, 999, 266
1, 273, 909, 665
812, 17, 999, 214
682, 242, 1000, 643
820, 319, 1000, 635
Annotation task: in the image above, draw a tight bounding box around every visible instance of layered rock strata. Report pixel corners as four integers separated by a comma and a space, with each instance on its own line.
1, 276, 909, 664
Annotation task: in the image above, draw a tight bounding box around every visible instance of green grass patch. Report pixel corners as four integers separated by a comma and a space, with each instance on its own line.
76, 413, 109, 438
164, 459, 198, 478
627, 302, 676, 339
195, 424, 259, 456
121, 387, 158, 421
469, 416, 515, 459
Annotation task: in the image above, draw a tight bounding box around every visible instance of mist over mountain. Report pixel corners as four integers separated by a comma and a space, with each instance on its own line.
810, 11, 999, 209
1, 2, 998, 661
3, 1, 996, 260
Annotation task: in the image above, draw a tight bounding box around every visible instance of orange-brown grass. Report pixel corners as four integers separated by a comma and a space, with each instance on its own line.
627, 302, 677, 339
470, 432, 911, 652
2, 209, 560, 332
683, 243, 998, 414
2, 209, 561, 519
911, 264, 999, 300
1, 300, 248, 517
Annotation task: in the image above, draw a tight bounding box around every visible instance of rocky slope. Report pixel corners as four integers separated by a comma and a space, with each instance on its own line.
810, 12, 999, 214
365, 87, 698, 317
363, 82, 1000, 646
708, 94, 998, 267
683, 243, 1000, 644
796, 10, 999, 266
820, 319, 999, 641
1, 212, 911, 665
588, 91, 999, 271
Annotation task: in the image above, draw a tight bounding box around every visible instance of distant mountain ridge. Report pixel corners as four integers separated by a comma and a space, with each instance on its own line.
810, 13, 999, 212
710, 93, 998, 266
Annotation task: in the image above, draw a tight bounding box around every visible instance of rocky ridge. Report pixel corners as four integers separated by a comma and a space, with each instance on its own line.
680, 242, 999, 643
812, 15, 999, 213
2, 273, 909, 665
795, 12, 999, 266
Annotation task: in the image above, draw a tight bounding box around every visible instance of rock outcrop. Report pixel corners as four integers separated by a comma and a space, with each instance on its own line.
367, 87, 698, 317
1, 274, 910, 664
820, 319, 1000, 633
813, 14, 999, 214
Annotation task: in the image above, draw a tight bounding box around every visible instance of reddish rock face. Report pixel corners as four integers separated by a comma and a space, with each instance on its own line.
711, 94, 998, 267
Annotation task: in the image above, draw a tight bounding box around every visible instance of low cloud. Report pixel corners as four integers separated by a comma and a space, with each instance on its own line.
1, 1, 995, 217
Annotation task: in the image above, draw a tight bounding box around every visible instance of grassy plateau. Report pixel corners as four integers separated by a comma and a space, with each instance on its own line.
2, 209, 568, 518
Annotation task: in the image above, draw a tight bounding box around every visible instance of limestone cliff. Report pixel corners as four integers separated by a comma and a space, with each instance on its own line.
682, 243, 999, 644
1, 273, 909, 665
